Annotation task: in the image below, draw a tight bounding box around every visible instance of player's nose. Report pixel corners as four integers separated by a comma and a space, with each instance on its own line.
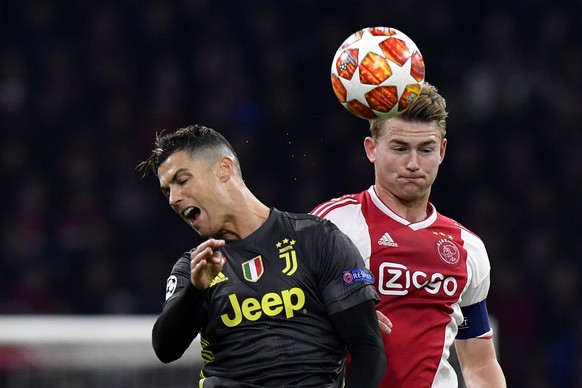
168, 187, 183, 207
405, 153, 420, 170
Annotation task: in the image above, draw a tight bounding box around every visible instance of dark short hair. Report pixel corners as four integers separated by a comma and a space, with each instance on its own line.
137, 124, 239, 177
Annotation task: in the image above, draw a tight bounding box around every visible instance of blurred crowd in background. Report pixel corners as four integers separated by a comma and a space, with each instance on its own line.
1, 0, 581, 386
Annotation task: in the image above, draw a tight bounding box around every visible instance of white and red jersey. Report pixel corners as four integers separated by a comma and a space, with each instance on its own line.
311, 186, 493, 388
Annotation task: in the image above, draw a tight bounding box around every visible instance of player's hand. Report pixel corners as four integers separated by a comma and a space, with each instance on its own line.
377, 310, 392, 334
190, 238, 226, 290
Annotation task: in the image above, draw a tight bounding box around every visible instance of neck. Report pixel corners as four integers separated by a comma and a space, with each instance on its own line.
216, 189, 270, 240
373, 184, 430, 223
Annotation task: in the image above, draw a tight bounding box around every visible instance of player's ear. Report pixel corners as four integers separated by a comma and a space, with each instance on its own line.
216, 156, 235, 181
364, 136, 376, 163
439, 138, 447, 164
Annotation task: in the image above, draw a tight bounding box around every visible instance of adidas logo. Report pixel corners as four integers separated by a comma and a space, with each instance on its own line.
378, 232, 398, 247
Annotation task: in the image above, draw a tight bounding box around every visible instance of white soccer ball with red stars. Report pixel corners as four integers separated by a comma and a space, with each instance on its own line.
330, 27, 425, 120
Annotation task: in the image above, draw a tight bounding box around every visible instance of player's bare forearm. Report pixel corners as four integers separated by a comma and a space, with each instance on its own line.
456, 338, 507, 387
462, 360, 507, 388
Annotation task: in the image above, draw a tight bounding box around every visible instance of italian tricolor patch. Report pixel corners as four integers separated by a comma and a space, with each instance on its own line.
242, 256, 264, 282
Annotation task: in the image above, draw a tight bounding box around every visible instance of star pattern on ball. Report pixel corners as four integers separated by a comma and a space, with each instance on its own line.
330, 27, 425, 120
339, 30, 391, 104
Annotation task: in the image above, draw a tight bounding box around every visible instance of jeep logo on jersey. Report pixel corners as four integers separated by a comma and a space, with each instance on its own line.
378, 262, 458, 296
242, 256, 263, 282
220, 287, 306, 327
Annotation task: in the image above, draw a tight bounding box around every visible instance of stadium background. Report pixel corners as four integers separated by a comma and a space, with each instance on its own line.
1, 0, 581, 386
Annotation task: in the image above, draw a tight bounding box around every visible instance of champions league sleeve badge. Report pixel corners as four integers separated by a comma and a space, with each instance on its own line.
165, 275, 178, 300
342, 268, 374, 284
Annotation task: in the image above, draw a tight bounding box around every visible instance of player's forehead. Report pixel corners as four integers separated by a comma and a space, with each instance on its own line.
157, 150, 197, 185
380, 118, 441, 142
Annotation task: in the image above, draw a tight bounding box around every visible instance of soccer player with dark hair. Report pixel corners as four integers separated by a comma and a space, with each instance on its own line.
139, 124, 385, 387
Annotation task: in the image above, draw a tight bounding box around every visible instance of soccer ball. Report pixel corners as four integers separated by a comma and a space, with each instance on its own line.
330, 27, 425, 120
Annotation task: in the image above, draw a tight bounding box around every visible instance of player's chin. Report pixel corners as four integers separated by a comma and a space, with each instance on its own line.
184, 218, 204, 236
192, 223, 219, 239
398, 187, 427, 201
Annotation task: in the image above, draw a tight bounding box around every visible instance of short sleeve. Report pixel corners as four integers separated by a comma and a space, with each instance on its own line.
311, 221, 379, 315
459, 228, 491, 307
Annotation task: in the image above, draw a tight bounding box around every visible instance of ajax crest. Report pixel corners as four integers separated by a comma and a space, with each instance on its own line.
435, 238, 461, 266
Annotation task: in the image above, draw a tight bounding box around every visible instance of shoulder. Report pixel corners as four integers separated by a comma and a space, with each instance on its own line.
170, 251, 193, 274
310, 192, 371, 240
436, 211, 485, 242
435, 211, 491, 279
274, 208, 338, 233
271, 209, 356, 262
435, 212, 488, 253
272, 209, 358, 252
310, 192, 366, 218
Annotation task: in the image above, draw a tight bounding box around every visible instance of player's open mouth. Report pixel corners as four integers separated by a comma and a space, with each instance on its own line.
182, 207, 201, 222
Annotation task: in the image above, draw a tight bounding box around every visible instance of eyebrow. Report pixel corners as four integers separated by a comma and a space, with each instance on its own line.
160, 168, 189, 191
389, 138, 437, 147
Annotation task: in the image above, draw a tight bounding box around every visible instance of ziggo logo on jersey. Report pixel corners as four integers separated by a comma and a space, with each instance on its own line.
221, 287, 305, 327
378, 262, 458, 296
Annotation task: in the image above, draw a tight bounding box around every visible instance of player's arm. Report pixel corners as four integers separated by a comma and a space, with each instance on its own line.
152, 282, 206, 363
330, 299, 386, 387
152, 239, 225, 363
455, 300, 506, 387
455, 338, 506, 387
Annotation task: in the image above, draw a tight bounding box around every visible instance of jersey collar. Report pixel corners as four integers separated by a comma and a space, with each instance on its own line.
367, 186, 437, 230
